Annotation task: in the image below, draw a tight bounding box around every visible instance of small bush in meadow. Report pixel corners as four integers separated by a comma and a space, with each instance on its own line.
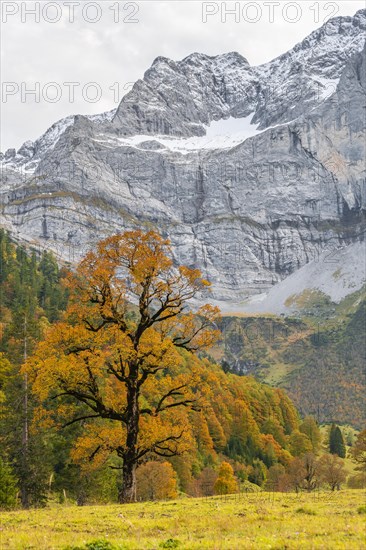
86, 541, 115, 550
295, 507, 317, 515
63, 541, 116, 550
357, 505, 366, 514
347, 473, 366, 489
240, 480, 262, 493
159, 539, 181, 548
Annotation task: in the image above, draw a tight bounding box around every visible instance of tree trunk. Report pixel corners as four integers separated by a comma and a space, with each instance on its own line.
20, 372, 30, 508
120, 459, 137, 503
119, 380, 139, 503
21, 316, 29, 509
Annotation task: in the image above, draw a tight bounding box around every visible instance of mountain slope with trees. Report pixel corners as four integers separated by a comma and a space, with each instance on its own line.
218, 288, 366, 427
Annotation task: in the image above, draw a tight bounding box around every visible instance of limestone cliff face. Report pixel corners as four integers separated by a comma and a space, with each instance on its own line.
1, 11, 365, 301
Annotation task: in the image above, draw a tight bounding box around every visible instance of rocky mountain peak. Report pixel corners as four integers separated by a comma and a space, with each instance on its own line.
0, 10, 365, 305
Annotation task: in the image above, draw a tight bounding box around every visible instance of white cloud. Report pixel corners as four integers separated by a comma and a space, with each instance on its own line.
1, 0, 364, 151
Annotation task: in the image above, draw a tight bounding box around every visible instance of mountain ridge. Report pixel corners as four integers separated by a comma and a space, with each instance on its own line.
2, 9, 365, 166
1, 10, 365, 303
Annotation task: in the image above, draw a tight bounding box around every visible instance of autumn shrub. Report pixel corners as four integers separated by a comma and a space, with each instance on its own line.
64, 540, 125, 550
159, 539, 181, 549
136, 461, 178, 501
296, 507, 317, 515
347, 472, 366, 489
85, 542, 115, 550
266, 463, 286, 491
239, 480, 261, 493
190, 466, 217, 497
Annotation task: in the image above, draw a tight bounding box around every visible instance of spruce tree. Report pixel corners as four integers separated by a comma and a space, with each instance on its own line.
0, 457, 18, 508
329, 425, 346, 458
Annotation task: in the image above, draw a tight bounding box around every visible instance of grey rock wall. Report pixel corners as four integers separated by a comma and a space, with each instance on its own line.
1, 11, 365, 301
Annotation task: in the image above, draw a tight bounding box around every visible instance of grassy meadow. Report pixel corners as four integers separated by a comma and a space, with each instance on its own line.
1, 490, 365, 550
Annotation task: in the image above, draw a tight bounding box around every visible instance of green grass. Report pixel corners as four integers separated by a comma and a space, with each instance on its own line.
1, 490, 365, 549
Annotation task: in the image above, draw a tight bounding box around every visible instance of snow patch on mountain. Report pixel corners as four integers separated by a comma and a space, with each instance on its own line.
93, 115, 263, 153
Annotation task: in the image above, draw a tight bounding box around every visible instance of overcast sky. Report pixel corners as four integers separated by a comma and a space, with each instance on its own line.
1, 0, 364, 151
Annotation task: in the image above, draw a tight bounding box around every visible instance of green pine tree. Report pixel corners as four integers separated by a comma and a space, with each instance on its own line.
329, 425, 346, 458
0, 230, 68, 507
0, 457, 18, 509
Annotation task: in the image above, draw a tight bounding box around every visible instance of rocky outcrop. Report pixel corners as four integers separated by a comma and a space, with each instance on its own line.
0, 11, 365, 302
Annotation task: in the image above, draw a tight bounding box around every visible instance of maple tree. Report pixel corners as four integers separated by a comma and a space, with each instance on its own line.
24, 230, 220, 503
288, 430, 313, 457
302, 453, 318, 491
136, 461, 177, 500
289, 457, 307, 492
350, 429, 366, 471
214, 461, 238, 495
299, 416, 322, 453
317, 454, 347, 491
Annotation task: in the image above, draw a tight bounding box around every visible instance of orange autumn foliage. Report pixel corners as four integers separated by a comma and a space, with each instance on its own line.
24, 230, 220, 502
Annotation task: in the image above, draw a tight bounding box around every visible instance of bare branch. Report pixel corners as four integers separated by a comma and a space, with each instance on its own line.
62, 414, 100, 428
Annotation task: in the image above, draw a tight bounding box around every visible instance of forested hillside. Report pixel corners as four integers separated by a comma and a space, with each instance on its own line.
0, 231, 303, 507
0, 229, 68, 506
219, 290, 366, 428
